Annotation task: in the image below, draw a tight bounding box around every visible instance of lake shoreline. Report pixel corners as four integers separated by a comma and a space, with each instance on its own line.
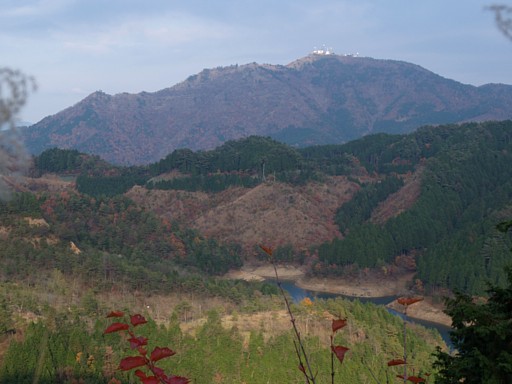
225, 264, 452, 327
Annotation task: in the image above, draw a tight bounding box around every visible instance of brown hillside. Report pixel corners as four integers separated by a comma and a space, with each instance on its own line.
23, 55, 512, 165
370, 165, 424, 224
126, 176, 361, 253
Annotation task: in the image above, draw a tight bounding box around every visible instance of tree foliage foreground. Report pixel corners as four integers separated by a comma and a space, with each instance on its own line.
433, 265, 512, 383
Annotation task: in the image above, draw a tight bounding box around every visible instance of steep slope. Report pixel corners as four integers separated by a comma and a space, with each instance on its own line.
23, 55, 512, 165
126, 176, 361, 254
124, 167, 423, 256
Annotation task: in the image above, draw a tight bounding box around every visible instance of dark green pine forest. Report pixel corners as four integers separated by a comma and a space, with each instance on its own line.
1, 120, 512, 383
32, 120, 512, 295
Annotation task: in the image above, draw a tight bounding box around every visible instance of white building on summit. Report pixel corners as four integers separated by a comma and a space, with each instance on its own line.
312, 46, 335, 55
312, 46, 361, 57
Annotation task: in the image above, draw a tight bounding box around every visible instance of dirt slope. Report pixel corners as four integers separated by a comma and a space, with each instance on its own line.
370, 166, 424, 224
126, 176, 360, 253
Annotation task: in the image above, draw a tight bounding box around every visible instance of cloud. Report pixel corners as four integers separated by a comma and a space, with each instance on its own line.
0, 0, 70, 17
40, 11, 234, 56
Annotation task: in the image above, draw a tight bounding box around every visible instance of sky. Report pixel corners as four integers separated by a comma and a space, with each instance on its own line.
2, 0, 512, 124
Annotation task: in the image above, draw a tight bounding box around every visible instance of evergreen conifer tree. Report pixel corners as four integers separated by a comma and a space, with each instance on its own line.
434, 265, 512, 383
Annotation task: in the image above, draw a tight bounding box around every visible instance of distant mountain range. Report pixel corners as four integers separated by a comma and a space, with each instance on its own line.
22, 54, 512, 165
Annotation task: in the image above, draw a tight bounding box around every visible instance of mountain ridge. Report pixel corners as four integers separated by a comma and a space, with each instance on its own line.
11, 121, 512, 296
22, 54, 512, 165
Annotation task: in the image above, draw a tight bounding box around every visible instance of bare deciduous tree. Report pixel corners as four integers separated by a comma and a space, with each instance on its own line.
0, 67, 36, 200
488, 4, 512, 40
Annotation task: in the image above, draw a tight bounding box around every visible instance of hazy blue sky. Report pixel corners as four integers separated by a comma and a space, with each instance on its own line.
2, 0, 511, 123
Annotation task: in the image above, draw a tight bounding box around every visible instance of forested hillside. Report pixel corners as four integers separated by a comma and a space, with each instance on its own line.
314, 121, 512, 294
26, 121, 512, 296
0, 183, 443, 383
0, 288, 442, 383
3, 121, 512, 382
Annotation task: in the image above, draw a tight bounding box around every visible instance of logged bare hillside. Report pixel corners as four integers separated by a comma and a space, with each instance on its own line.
126, 176, 361, 252
370, 166, 424, 225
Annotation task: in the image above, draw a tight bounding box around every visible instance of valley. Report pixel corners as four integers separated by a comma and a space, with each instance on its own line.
1, 121, 512, 382
2, 0, 512, 378
224, 264, 451, 326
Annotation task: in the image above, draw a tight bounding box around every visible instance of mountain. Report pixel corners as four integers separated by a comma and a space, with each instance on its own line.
22, 54, 512, 165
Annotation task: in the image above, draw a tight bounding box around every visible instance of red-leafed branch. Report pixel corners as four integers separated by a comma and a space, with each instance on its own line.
104, 311, 190, 384
260, 244, 354, 384
393, 297, 427, 384
329, 317, 349, 384
260, 244, 317, 383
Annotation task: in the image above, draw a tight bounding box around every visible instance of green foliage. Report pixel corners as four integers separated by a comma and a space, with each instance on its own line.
0, 189, 279, 306
0, 192, 41, 216
75, 164, 151, 197
147, 172, 259, 193
272, 243, 305, 263
433, 266, 512, 383
145, 136, 307, 191
0, 318, 108, 384
40, 136, 306, 195
151, 136, 302, 176
35, 192, 241, 275
0, 235, 254, 302
0, 293, 13, 333
34, 148, 83, 174
297, 144, 360, 175
335, 175, 404, 233
316, 121, 512, 294
497, 220, 512, 234
314, 133, 409, 174
0, 297, 443, 383
76, 173, 148, 197
24, 120, 512, 297
318, 223, 395, 269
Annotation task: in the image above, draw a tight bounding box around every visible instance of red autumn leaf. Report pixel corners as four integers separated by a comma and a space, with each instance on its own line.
141, 377, 160, 384
128, 336, 148, 349
397, 297, 423, 306
152, 366, 165, 377
106, 311, 124, 318
150, 346, 176, 362
135, 369, 147, 379
407, 376, 426, 383
387, 358, 406, 366
118, 356, 147, 371
331, 345, 349, 364
104, 322, 129, 334
130, 314, 148, 327
138, 347, 148, 356
168, 376, 190, 384
332, 318, 347, 333
396, 375, 426, 383
258, 244, 273, 256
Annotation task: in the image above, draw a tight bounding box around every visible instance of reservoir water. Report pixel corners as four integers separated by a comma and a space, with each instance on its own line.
278, 280, 453, 347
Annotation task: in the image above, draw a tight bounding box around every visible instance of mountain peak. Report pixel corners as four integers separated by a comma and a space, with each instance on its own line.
23, 57, 512, 165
